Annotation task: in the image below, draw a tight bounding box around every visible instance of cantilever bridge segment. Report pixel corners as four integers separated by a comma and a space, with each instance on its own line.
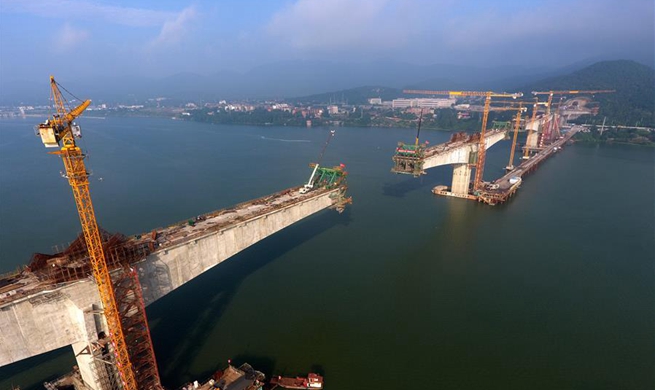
392, 129, 507, 197
0, 179, 351, 388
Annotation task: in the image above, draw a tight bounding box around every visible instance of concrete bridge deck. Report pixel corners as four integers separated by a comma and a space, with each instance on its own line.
391, 129, 507, 176
0, 184, 349, 367
392, 129, 507, 197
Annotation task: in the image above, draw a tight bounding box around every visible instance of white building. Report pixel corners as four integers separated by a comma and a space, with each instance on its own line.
392, 99, 413, 108
392, 98, 456, 109
368, 98, 382, 105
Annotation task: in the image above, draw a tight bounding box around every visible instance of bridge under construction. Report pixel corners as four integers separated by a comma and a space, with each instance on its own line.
0, 76, 352, 390
457, 126, 580, 205
393, 89, 612, 205
2, 79, 613, 389
0, 182, 350, 388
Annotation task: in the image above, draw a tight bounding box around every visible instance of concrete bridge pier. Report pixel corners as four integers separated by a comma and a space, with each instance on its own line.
523, 117, 544, 157
525, 131, 539, 150
451, 163, 472, 196
72, 339, 101, 390
70, 300, 110, 390
71, 303, 117, 390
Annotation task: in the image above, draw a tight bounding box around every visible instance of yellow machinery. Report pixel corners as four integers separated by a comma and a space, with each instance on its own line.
403, 89, 522, 190
531, 90, 616, 115
37, 76, 138, 390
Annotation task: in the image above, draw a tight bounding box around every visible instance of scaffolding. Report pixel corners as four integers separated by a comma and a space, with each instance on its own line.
28, 231, 161, 390
111, 267, 161, 390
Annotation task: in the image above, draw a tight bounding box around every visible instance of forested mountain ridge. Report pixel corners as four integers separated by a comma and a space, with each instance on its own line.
521, 60, 655, 127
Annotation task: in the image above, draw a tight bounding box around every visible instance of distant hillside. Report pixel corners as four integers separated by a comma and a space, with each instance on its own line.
285, 60, 654, 108
522, 60, 655, 127
287, 86, 402, 105
0, 60, 568, 105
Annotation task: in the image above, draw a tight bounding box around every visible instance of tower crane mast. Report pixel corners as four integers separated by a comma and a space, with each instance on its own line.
37, 76, 139, 390
489, 102, 528, 170
403, 89, 522, 190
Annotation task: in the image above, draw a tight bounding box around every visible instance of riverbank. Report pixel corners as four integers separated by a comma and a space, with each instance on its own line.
574, 129, 655, 147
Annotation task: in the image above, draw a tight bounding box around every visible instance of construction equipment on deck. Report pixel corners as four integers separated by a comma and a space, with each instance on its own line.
300, 129, 335, 194
36, 77, 161, 390
403, 89, 522, 190
391, 109, 429, 177
414, 109, 424, 147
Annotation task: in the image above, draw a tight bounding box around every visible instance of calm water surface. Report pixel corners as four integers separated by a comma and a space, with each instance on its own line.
0, 117, 653, 389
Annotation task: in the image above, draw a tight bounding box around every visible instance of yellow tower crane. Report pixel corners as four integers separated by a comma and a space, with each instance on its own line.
531, 90, 615, 115
36, 76, 139, 390
531, 90, 615, 147
488, 102, 529, 170
403, 89, 522, 190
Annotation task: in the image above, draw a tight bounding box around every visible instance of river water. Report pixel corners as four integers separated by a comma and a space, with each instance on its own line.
0, 117, 653, 389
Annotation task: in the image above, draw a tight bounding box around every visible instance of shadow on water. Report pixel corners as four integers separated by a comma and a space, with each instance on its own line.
308, 364, 325, 376
382, 175, 437, 198
0, 347, 74, 390
231, 354, 276, 377
149, 209, 352, 387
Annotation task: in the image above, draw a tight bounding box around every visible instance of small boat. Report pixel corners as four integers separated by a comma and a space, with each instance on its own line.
270, 373, 323, 389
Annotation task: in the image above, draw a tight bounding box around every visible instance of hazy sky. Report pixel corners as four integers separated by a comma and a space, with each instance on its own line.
1, 0, 653, 82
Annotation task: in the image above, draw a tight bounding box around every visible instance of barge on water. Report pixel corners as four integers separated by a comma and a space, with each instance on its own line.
270, 373, 323, 389
185, 363, 265, 390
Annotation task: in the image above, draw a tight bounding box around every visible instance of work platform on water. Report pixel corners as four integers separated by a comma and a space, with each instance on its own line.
470, 126, 580, 205
391, 126, 580, 206
393, 88, 608, 207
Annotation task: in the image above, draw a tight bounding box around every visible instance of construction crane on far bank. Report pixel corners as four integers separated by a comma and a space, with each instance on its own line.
531, 90, 616, 112
36, 77, 150, 390
531, 90, 615, 147
403, 89, 522, 190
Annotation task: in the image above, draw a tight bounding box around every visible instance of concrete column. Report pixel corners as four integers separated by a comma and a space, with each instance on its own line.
72, 340, 102, 390
72, 303, 108, 390
526, 130, 539, 149
451, 163, 472, 196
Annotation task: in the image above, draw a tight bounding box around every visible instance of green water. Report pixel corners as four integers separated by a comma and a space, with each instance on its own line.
1, 117, 653, 389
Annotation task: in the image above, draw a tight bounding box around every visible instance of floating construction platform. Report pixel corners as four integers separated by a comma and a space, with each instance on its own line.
433, 126, 581, 205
